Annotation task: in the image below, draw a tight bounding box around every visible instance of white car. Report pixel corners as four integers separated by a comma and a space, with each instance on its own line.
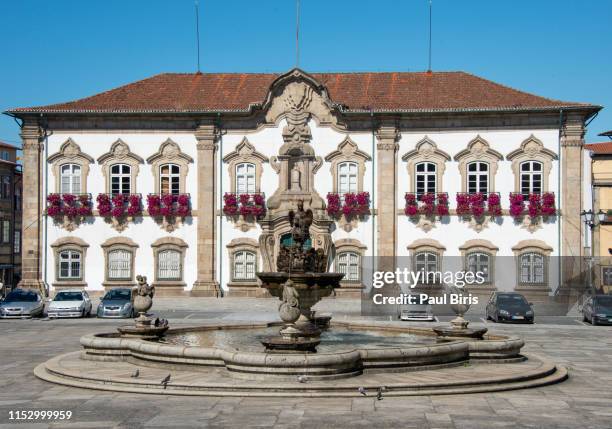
400, 303, 435, 322
47, 290, 92, 318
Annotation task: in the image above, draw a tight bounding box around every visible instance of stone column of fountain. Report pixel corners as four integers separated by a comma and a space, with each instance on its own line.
433, 284, 487, 340
117, 275, 168, 339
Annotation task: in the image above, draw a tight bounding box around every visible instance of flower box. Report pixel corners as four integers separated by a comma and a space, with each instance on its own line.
147, 194, 191, 218
97, 193, 142, 219
509, 192, 556, 219
223, 193, 266, 219
47, 193, 92, 218
456, 192, 502, 219
327, 192, 370, 218
404, 193, 448, 217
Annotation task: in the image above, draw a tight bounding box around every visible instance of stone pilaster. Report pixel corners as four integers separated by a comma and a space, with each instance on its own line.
18, 122, 46, 296
560, 114, 586, 291
191, 124, 221, 297
376, 127, 400, 269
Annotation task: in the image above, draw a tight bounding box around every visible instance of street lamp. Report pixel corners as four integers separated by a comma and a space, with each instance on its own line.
580, 209, 606, 294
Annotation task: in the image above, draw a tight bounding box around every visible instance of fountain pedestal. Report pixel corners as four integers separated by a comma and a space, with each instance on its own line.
257, 272, 343, 352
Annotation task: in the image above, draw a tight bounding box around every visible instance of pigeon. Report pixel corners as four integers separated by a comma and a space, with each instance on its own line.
154, 318, 160, 327
130, 369, 140, 378
377, 386, 386, 401
358, 387, 367, 396
161, 374, 171, 389
297, 375, 308, 383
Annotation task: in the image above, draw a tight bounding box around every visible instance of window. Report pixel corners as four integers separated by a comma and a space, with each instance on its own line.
467, 162, 488, 194
1, 221, 9, 243
13, 231, 20, 253
110, 164, 131, 195
1, 176, 10, 199
415, 162, 437, 197
1, 151, 9, 161
466, 252, 491, 283
157, 249, 181, 280
520, 161, 542, 196
519, 252, 545, 284
107, 249, 132, 280
603, 267, 612, 286
160, 164, 180, 195
60, 164, 82, 194
236, 162, 256, 195
58, 250, 81, 280
415, 251, 439, 283
233, 250, 256, 281
337, 251, 360, 282
338, 162, 358, 194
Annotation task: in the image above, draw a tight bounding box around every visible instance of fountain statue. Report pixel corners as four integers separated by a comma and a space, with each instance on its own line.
117, 275, 168, 339
433, 284, 487, 339
257, 200, 343, 352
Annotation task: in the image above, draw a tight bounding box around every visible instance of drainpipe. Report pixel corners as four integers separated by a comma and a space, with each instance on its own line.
216, 113, 223, 297
370, 110, 376, 268
42, 115, 50, 292
557, 109, 562, 296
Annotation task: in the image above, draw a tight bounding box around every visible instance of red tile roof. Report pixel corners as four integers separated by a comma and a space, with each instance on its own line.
7, 71, 598, 115
586, 142, 612, 155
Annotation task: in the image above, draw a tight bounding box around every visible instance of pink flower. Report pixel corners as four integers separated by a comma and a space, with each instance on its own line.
78, 206, 92, 216
436, 204, 449, 216
405, 194, 416, 204
405, 205, 419, 216
160, 206, 172, 217
223, 205, 238, 216
47, 206, 62, 217
510, 204, 524, 217
487, 193, 500, 205
149, 205, 161, 216
47, 193, 61, 205
177, 205, 190, 217
177, 194, 190, 206
62, 193, 76, 205
161, 194, 174, 207
472, 205, 485, 218
253, 194, 265, 206
111, 206, 124, 217
239, 194, 250, 206
239, 205, 252, 216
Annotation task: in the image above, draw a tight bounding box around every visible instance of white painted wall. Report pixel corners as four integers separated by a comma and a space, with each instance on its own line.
42, 125, 564, 294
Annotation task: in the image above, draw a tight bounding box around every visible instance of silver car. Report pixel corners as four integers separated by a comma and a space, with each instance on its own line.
400, 302, 435, 322
48, 289, 92, 318
0, 289, 45, 318
96, 288, 134, 318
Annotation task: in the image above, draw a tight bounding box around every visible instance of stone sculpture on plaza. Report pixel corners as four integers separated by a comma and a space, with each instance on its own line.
117, 275, 168, 339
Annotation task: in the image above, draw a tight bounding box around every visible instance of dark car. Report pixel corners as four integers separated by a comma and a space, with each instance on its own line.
582, 295, 612, 326
96, 288, 134, 318
486, 292, 534, 323
0, 289, 45, 318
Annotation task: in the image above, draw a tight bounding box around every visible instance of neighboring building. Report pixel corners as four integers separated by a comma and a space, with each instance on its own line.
0, 141, 22, 294
586, 140, 612, 293
4, 69, 601, 301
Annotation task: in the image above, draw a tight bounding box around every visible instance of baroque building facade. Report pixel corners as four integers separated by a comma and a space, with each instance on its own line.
5, 69, 601, 300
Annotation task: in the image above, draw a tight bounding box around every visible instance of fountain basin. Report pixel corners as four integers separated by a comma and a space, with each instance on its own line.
79, 321, 524, 381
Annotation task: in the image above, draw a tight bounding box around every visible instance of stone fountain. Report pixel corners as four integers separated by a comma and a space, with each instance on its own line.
117, 275, 168, 339
257, 201, 344, 352
434, 284, 487, 340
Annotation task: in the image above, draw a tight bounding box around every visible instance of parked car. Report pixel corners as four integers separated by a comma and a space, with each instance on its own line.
0, 288, 44, 318
582, 295, 612, 326
400, 300, 435, 321
47, 289, 92, 318
486, 292, 534, 323
97, 288, 134, 318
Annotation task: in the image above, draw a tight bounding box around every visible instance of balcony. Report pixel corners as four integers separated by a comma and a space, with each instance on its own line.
46, 193, 93, 218
96, 193, 142, 218
326, 192, 370, 219
404, 192, 449, 217
147, 193, 191, 218
456, 192, 502, 218
509, 192, 556, 218
223, 192, 266, 218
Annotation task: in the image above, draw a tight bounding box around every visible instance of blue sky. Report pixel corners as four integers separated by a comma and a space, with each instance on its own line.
1, 0, 610, 146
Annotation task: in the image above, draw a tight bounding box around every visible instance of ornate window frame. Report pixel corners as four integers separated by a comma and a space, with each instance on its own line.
97, 139, 144, 194
454, 136, 503, 193
407, 238, 446, 288
151, 236, 188, 289
223, 137, 268, 194
402, 137, 451, 193
101, 236, 139, 288
226, 238, 259, 286
512, 239, 553, 290
324, 136, 371, 193
51, 237, 89, 289
459, 239, 499, 288
506, 135, 557, 193
146, 138, 194, 194
48, 138, 94, 194
334, 238, 367, 286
